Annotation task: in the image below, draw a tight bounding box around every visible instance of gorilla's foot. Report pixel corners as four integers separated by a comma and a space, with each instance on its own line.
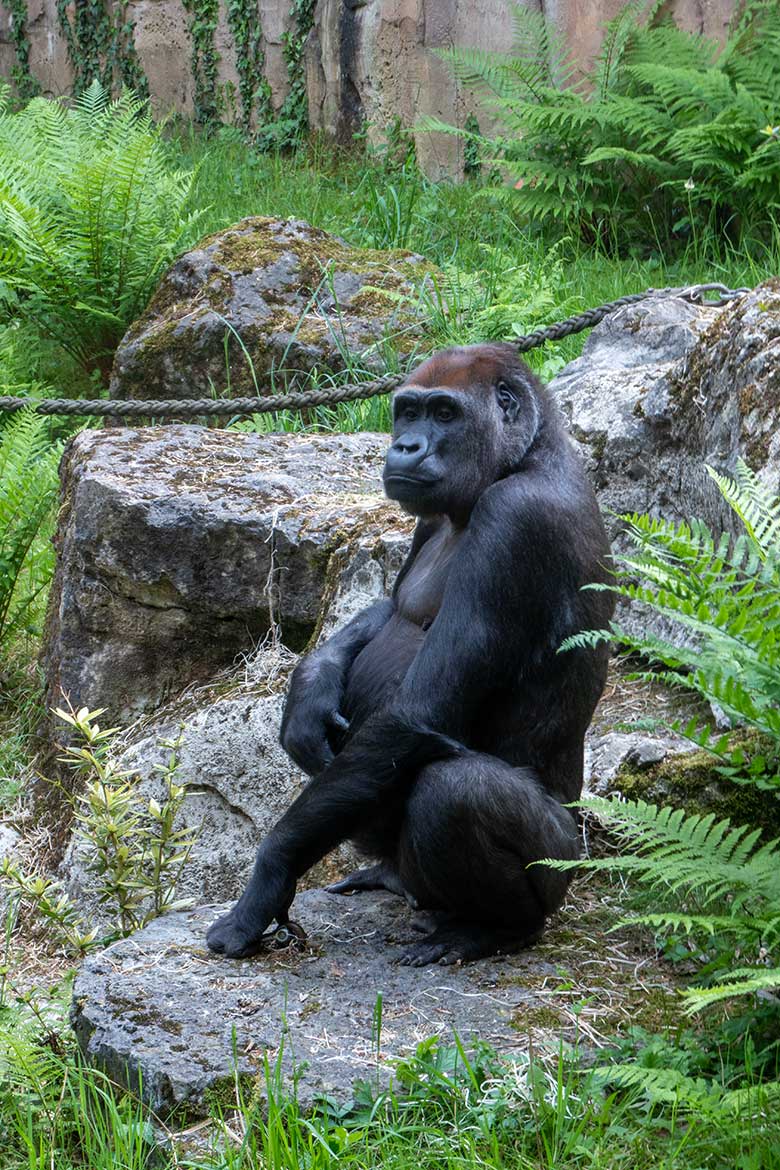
328, 862, 418, 907
205, 907, 270, 958
206, 867, 296, 959
400, 921, 543, 967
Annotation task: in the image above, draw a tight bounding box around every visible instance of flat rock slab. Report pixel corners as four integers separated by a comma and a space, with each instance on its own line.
71, 890, 561, 1118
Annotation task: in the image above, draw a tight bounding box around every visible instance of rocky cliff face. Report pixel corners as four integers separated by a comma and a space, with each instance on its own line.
1, 1, 735, 175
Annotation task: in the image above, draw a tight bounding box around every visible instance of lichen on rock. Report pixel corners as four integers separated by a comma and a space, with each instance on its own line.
109, 217, 438, 401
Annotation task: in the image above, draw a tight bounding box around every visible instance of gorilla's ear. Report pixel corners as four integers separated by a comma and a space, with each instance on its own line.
496, 380, 522, 424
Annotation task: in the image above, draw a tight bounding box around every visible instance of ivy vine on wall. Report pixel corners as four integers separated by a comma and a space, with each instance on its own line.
56, 0, 148, 97
274, 0, 316, 147
226, 0, 272, 133
2, 0, 315, 147
3, 0, 40, 99
182, 0, 220, 126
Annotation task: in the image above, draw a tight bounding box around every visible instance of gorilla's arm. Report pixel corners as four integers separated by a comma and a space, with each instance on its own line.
208, 479, 579, 955
280, 518, 440, 775
280, 598, 393, 775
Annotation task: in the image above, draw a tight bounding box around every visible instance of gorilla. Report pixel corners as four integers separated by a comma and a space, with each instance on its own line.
207, 343, 614, 966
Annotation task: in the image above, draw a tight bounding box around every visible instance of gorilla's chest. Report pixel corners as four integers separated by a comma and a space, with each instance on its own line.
395, 523, 465, 629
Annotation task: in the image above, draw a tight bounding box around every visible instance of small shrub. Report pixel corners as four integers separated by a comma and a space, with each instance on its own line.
1, 705, 198, 950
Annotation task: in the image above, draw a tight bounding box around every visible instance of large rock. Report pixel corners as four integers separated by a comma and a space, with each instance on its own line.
551, 282, 780, 535
667, 281, 780, 528
550, 293, 722, 532
42, 426, 412, 723
109, 217, 434, 401
68, 890, 586, 1117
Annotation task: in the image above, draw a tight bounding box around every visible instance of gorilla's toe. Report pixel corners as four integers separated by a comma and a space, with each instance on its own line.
400, 938, 455, 967
400, 921, 529, 966
206, 911, 265, 958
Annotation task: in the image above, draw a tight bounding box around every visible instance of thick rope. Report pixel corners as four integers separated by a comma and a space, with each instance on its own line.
0, 284, 748, 419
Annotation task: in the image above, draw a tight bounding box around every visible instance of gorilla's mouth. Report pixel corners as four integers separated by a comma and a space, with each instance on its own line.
384, 473, 439, 488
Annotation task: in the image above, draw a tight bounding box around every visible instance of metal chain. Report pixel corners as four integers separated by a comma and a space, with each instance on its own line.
0, 283, 749, 420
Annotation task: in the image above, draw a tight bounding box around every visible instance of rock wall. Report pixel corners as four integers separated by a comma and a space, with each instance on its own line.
1, 0, 735, 174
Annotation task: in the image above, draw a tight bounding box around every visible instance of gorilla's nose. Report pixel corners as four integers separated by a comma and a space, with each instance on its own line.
385, 434, 430, 477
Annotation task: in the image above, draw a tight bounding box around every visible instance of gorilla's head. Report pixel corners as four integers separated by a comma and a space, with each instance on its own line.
383, 344, 554, 523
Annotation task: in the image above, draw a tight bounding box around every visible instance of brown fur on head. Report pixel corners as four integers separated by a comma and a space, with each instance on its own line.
405, 343, 532, 394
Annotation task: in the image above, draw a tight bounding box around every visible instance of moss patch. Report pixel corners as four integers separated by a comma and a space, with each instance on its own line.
613, 734, 780, 838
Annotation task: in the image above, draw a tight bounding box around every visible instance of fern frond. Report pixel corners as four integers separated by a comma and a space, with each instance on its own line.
681, 966, 780, 1012
434, 47, 528, 102
0, 81, 202, 382
431, 1, 780, 245
592, 1, 644, 100
547, 796, 780, 909
707, 462, 780, 558
594, 1062, 716, 1107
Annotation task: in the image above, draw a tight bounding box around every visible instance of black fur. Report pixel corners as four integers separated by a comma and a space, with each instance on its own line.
206, 344, 615, 964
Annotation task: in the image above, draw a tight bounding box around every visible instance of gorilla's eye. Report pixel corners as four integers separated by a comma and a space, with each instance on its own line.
436, 405, 455, 422
400, 406, 418, 422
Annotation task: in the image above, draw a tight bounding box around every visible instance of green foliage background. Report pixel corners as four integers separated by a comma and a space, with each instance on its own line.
426, 1, 780, 253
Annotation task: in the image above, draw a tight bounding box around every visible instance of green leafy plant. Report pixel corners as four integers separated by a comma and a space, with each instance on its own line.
425, 2, 780, 252
0, 858, 98, 956
0, 410, 60, 648
555, 796, 780, 1013
422, 236, 577, 357
568, 462, 780, 767
226, 0, 273, 135
259, 0, 315, 150
4, 1, 40, 101
58, 703, 198, 936
182, 0, 220, 128
0, 80, 202, 383
556, 461, 780, 1022
0, 705, 198, 949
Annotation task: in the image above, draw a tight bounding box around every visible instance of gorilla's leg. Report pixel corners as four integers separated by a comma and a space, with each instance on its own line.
328, 802, 418, 904
396, 754, 580, 966
327, 861, 418, 907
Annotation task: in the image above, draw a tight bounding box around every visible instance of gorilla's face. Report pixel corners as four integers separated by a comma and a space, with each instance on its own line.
383, 345, 542, 523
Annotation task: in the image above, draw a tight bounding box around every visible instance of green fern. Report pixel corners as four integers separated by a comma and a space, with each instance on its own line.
594, 1057, 780, 1114
565, 464, 780, 757
0, 411, 61, 646
427, 1, 780, 250
0, 81, 202, 384
554, 459, 780, 1030
546, 796, 780, 1014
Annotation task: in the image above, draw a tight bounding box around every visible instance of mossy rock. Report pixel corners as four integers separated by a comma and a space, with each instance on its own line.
109, 216, 439, 402
613, 734, 780, 839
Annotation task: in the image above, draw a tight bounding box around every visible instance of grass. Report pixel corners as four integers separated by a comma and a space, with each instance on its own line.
0, 986, 778, 1170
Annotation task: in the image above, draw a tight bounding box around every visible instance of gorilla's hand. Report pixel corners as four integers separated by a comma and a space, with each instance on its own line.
280, 701, 349, 777
206, 855, 296, 959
